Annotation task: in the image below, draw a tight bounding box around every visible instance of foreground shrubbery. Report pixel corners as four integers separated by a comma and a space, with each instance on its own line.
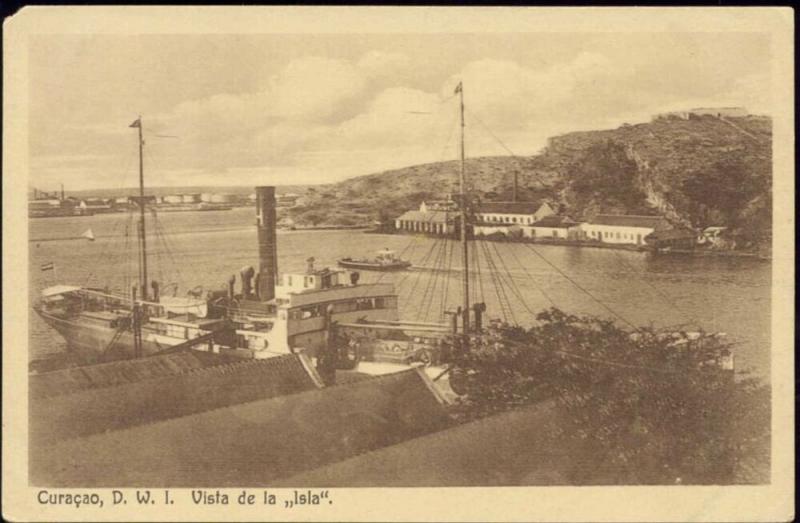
447, 308, 770, 484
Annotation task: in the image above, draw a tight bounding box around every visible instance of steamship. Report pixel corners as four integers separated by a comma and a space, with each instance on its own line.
34, 118, 402, 363
36, 85, 491, 366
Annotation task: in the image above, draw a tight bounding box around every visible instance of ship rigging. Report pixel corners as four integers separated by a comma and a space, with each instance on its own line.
33, 82, 710, 376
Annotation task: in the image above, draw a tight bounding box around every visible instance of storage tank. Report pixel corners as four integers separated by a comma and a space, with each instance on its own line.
210, 193, 234, 203
163, 195, 183, 204
182, 194, 200, 203
200, 193, 214, 202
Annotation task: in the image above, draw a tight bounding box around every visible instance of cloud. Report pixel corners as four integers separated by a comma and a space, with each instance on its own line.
28, 36, 772, 190
357, 51, 412, 80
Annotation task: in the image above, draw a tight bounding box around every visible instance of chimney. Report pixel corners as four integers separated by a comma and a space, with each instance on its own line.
61, 183, 65, 201
255, 186, 278, 302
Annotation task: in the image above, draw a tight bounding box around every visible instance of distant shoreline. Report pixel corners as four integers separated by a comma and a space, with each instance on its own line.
378, 230, 771, 261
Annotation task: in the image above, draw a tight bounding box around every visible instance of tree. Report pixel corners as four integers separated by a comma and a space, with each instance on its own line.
680, 157, 767, 228
566, 140, 648, 211
448, 308, 770, 484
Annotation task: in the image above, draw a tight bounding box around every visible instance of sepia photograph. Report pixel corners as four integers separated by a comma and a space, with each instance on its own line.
3, 6, 794, 522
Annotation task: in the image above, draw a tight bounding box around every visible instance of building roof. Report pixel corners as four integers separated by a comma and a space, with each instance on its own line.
31, 368, 451, 487
589, 214, 670, 230
396, 210, 453, 223
30, 353, 325, 446
476, 201, 547, 215
29, 351, 217, 399
531, 216, 580, 229
276, 400, 567, 487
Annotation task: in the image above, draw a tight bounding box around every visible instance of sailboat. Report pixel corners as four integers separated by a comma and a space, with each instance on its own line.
33, 117, 408, 365
81, 228, 95, 241
34, 117, 229, 362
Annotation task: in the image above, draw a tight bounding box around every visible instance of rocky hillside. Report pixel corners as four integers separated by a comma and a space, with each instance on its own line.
287, 114, 772, 246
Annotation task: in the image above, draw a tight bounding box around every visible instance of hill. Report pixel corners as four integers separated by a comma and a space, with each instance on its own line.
287, 114, 772, 248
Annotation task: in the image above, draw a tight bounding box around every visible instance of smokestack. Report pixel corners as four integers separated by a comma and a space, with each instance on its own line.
255, 186, 278, 302
227, 275, 235, 299
61, 183, 65, 201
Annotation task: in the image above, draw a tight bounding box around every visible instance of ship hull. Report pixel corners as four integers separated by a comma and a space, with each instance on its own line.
34, 308, 168, 363
337, 259, 411, 271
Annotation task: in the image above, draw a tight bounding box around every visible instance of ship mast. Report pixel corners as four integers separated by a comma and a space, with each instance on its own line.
457, 82, 469, 336
130, 116, 149, 301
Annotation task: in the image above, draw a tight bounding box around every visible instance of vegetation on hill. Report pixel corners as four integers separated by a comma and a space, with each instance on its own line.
285, 115, 770, 249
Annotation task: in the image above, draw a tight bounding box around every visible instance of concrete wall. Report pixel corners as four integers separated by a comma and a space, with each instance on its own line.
526, 226, 569, 240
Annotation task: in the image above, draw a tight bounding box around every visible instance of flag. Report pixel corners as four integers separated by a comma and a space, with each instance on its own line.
129, 118, 141, 128
40, 262, 54, 272
454, 82, 462, 94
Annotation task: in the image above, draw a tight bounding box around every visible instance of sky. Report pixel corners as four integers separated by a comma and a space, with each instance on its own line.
28, 32, 772, 191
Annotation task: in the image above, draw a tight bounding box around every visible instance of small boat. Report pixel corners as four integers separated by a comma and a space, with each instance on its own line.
81, 228, 95, 241
338, 249, 412, 271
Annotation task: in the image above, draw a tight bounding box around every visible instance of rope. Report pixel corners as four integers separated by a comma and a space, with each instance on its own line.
486, 241, 520, 325
465, 107, 551, 189
399, 237, 442, 310
427, 239, 449, 320
82, 211, 127, 287
490, 240, 538, 318
478, 239, 512, 322
123, 210, 134, 295
522, 243, 639, 330
507, 242, 556, 308
439, 238, 455, 318
417, 239, 445, 320
611, 249, 696, 327
473, 239, 486, 305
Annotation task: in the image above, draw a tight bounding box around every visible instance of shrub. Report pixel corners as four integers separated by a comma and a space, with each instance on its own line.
448, 308, 770, 485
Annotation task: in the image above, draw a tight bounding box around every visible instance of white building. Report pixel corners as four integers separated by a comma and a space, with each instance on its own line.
654, 107, 749, 121
475, 201, 555, 226
395, 201, 456, 236
526, 216, 583, 240
582, 215, 671, 245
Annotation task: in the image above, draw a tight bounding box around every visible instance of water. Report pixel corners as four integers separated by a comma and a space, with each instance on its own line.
29, 208, 771, 376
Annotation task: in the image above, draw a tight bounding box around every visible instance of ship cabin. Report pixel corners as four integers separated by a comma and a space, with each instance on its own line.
278, 262, 399, 354
228, 261, 399, 359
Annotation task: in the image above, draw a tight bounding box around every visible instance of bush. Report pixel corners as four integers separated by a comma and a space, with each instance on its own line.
448, 308, 770, 484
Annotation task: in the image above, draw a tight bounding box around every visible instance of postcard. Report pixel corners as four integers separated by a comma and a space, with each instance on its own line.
3, 6, 794, 522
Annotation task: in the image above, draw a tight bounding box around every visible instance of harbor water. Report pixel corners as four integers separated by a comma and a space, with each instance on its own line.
29, 208, 771, 376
